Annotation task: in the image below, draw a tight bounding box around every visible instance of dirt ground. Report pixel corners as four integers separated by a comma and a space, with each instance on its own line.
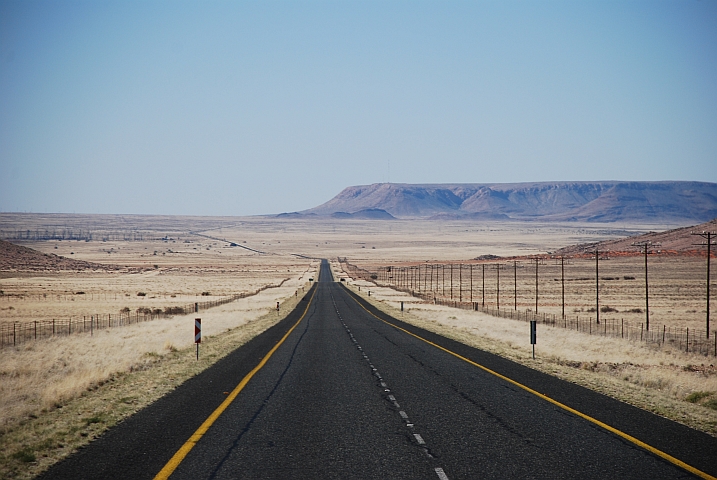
0, 212, 713, 478
346, 255, 714, 332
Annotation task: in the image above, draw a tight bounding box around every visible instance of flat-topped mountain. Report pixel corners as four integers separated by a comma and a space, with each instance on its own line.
301, 181, 717, 222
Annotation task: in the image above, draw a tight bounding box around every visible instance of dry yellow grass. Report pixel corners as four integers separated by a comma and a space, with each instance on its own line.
333, 262, 717, 437
0, 269, 317, 480
0, 267, 316, 431
0, 212, 711, 477
346, 255, 714, 332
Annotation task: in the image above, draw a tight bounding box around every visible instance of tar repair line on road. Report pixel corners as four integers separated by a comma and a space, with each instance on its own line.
330, 293, 450, 480
152, 286, 318, 480
342, 284, 717, 480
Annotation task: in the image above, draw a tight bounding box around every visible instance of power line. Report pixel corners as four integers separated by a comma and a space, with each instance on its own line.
631, 241, 660, 331
692, 231, 716, 338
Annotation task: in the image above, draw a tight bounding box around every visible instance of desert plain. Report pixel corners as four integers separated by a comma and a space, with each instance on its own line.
0, 212, 715, 478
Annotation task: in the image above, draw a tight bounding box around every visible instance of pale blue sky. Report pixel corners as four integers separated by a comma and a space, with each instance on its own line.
1, 1, 716, 216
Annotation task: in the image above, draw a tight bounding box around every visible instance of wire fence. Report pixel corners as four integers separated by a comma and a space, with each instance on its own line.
0, 279, 289, 349
339, 260, 717, 357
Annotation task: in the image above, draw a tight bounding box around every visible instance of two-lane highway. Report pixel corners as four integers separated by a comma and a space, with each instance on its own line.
41, 260, 716, 479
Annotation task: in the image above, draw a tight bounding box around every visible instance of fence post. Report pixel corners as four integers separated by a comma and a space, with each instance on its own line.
686, 327, 689, 353
34, 321, 37, 340
13, 323, 16, 346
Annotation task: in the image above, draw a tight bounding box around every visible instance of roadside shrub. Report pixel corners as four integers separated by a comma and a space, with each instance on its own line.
624, 276, 636, 280
201, 292, 211, 296
137, 292, 146, 297
75, 291, 85, 295
164, 306, 185, 315
686, 391, 712, 403
626, 308, 643, 313
137, 307, 152, 315
370, 274, 378, 280
84, 416, 102, 425
152, 308, 162, 315
12, 449, 36, 463
601, 306, 618, 313
120, 307, 130, 313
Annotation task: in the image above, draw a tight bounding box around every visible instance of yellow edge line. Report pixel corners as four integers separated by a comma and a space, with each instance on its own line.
153, 285, 318, 480
346, 286, 716, 480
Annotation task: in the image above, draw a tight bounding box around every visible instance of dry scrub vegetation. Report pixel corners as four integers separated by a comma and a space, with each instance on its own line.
347, 255, 714, 332
0, 213, 709, 477
0, 271, 317, 479
334, 263, 717, 437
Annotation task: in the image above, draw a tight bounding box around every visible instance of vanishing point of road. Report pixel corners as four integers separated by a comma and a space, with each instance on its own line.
40, 260, 717, 479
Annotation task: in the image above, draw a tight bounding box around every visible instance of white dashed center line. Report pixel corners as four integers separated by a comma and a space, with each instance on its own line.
330, 293, 450, 480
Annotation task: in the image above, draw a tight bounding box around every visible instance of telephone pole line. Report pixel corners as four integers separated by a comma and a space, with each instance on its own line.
587, 247, 606, 324
692, 231, 716, 338
632, 241, 660, 331
495, 264, 504, 309
513, 260, 518, 311
534, 257, 540, 314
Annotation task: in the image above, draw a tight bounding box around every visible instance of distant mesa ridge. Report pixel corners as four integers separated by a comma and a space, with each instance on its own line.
276, 208, 394, 220
295, 181, 717, 222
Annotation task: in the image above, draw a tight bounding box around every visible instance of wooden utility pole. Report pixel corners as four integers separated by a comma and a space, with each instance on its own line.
514, 260, 518, 310
450, 264, 454, 300
692, 231, 716, 338
470, 264, 473, 303
459, 264, 463, 303
632, 241, 660, 331
534, 257, 539, 314
587, 248, 605, 324
496, 264, 503, 309
482, 264, 485, 307
561, 256, 565, 320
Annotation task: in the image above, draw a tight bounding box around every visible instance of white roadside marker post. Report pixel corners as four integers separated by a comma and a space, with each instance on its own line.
530, 320, 537, 360
195, 318, 201, 360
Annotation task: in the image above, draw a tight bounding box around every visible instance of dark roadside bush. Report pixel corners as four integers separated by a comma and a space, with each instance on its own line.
164, 306, 185, 315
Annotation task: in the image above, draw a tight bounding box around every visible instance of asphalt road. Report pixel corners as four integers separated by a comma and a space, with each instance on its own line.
40, 260, 717, 479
